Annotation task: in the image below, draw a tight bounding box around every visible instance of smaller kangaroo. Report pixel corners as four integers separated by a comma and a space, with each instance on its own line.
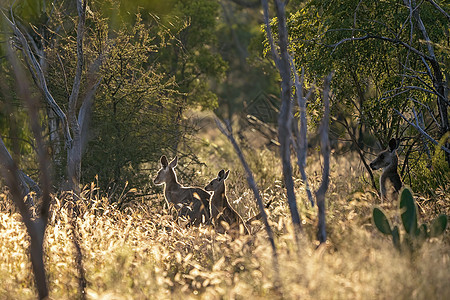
370, 138, 403, 200
205, 170, 249, 234
153, 155, 211, 225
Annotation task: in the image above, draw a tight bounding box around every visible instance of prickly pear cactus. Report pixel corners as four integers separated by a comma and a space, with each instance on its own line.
399, 188, 417, 235
373, 207, 392, 234
430, 215, 448, 237
372, 187, 448, 251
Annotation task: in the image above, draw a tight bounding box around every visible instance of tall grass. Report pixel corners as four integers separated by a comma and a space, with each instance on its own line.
0, 127, 449, 299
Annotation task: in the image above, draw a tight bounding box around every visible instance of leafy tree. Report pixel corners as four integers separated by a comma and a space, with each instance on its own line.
154, 0, 227, 113
81, 13, 181, 192
285, 0, 449, 191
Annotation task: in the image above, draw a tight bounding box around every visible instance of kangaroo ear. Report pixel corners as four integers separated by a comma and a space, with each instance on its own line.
160, 155, 168, 168
224, 170, 230, 180
169, 156, 178, 168
218, 169, 225, 179
388, 138, 398, 152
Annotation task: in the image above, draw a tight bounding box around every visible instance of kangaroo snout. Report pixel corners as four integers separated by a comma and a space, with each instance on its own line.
153, 176, 162, 185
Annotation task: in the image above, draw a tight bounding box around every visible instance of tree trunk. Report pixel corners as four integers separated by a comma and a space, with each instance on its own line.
67, 132, 82, 194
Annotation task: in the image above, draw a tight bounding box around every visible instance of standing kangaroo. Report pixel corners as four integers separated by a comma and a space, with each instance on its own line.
370, 138, 403, 200
205, 170, 249, 234
153, 155, 211, 225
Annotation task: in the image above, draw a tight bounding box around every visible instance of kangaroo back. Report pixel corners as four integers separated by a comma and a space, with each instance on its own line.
154, 155, 210, 224
369, 138, 403, 200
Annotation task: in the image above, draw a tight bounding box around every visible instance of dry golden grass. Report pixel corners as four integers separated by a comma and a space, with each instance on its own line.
0, 125, 449, 299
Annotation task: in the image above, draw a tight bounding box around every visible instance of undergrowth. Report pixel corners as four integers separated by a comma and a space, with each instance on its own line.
0, 124, 449, 299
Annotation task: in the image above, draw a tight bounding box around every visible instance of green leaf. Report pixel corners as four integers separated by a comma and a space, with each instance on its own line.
400, 188, 417, 235
430, 215, 448, 237
373, 207, 392, 235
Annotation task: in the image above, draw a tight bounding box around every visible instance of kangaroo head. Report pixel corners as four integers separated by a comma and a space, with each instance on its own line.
153, 155, 178, 185
370, 138, 399, 171
205, 169, 229, 193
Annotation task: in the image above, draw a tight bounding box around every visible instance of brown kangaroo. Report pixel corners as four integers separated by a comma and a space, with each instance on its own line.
153, 155, 211, 225
370, 138, 403, 200
204, 170, 249, 234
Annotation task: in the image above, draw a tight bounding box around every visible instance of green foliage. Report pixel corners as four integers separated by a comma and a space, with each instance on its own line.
153, 0, 227, 111
373, 187, 448, 251
4, 0, 229, 192
79, 10, 181, 192
407, 142, 450, 196
283, 0, 449, 162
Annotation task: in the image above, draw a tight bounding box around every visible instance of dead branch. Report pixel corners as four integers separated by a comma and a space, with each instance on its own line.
215, 118, 280, 289
2, 11, 73, 148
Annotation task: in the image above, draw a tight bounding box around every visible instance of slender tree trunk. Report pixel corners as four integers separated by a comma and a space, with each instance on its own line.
67, 133, 82, 194
315, 73, 332, 244
266, 0, 303, 235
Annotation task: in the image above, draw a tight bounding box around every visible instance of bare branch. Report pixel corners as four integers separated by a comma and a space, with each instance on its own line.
215, 118, 280, 284
290, 56, 315, 207
427, 0, 450, 22
405, 0, 436, 60
7, 40, 52, 223
327, 33, 434, 62
68, 0, 86, 129
394, 109, 450, 154
1, 42, 51, 300
2, 11, 73, 147
409, 97, 440, 127
261, 0, 281, 68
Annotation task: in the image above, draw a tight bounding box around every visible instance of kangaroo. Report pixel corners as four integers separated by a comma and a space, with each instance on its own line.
370, 138, 403, 201
204, 170, 249, 234
153, 155, 211, 225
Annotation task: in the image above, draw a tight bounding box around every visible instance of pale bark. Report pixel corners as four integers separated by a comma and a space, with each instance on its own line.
262, 0, 302, 239
290, 60, 315, 207
315, 73, 333, 244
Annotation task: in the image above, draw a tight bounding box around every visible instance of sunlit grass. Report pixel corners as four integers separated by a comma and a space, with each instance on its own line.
0, 125, 449, 298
